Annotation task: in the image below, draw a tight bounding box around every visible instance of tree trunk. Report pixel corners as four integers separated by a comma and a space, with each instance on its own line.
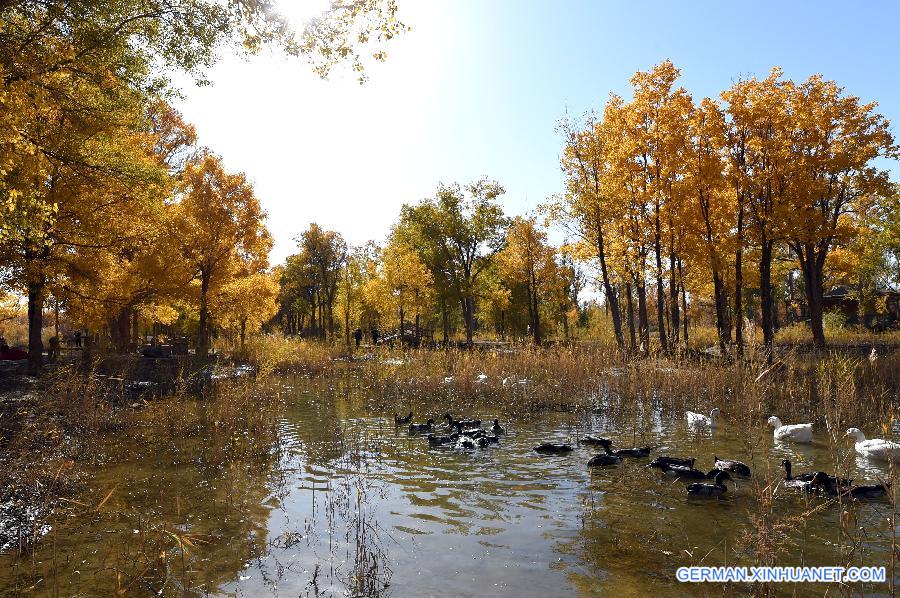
107, 306, 130, 353
795, 242, 827, 349
771, 286, 780, 333
131, 310, 139, 348
27, 280, 45, 375
636, 277, 650, 355
399, 305, 405, 348
653, 242, 668, 353
344, 306, 351, 346
525, 273, 540, 345
197, 272, 210, 358
625, 281, 636, 352
596, 233, 625, 350
441, 299, 449, 345
664, 292, 671, 340
786, 272, 796, 325
699, 188, 723, 349
806, 279, 826, 349
759, 239, 775, 362
669, 251, 680, 348
734, 206, 744, 356
462, 297, 474, 347
240, 318, 247, 349
117, 307, 131, 352
712, 271, 728, 354
525, 286, 534, 344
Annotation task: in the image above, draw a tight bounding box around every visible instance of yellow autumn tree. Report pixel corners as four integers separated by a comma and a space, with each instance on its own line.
174, 153, 272, 357
211, 271, 279, 349
683, 97, 736, 353
62, 101, 199, 350
721, 69, 795, 355
497, 217, 558, 344
624, 60, 693, 353
335, 244, 378, 345
783, 75, 896, 347
366, 236, 433, 345
557, 112, 627, 350
0, 87, 168, 370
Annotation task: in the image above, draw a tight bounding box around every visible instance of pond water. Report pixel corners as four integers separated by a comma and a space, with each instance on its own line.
2, 374, 897, 596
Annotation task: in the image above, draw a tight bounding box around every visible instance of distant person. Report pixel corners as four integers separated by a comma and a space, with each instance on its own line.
371, 327, 380, 345
73, 330, 82, 348
353, 328, 363, 348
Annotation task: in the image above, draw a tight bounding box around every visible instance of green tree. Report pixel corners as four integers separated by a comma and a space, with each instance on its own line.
398, 179, 509, 346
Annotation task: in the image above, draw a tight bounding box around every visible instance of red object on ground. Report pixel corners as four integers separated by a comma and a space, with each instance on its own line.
0, 347, 28, 360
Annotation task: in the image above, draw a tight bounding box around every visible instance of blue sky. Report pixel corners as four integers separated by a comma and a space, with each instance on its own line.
177, 0, 900, 264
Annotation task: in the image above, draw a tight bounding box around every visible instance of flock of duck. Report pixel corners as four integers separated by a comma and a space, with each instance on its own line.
395, 407, 898, 500
395, 412, 505, 450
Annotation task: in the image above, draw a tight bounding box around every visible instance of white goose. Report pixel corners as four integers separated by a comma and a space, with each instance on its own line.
768, 416, 813, 443
846, 428, 900, 462
686, 408, 719, 428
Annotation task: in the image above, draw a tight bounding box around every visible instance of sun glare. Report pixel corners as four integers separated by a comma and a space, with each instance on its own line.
276, 0, 334, 29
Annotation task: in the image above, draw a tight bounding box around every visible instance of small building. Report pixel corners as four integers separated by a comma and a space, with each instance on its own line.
822, 285, 900, 330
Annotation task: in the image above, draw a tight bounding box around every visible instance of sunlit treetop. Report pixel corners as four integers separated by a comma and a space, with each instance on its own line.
0, 0, 407, 88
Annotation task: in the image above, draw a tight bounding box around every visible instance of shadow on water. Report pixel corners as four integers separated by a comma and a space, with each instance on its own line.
1, 373, 897, 596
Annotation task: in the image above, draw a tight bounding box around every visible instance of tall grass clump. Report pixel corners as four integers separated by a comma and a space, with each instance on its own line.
776, 320, 900, 347
242, 334, 345, 377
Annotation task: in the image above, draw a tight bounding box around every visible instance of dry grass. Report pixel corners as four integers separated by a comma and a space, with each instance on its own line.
245, 336, 898, 432
775, 323, 900, 346
687, 321, 900, 350
242, 334, 348, 377
721, 348, 898, 597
